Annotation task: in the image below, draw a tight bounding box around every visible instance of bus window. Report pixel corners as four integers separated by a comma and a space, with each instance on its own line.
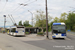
11, 28, 16, 32
53, 25, 66, 33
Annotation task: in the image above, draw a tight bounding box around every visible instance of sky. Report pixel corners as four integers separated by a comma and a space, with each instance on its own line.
0, 0, 75, 27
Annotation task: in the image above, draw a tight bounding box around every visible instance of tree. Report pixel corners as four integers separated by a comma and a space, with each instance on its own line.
49, 12, 75, 31
66, 12, 75, 30
53, 17, 59, 22
23, 20, 32, 27
48, 22, 54, 31
18, 20, 22, 26
23, 20, 29, 26
59, 12, 67, 22
34, 10, 52, 27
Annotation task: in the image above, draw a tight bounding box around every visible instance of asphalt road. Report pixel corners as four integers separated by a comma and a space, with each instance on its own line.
0, 32, 75, 50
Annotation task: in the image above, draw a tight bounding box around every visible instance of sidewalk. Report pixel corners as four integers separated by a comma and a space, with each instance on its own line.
14, 34, 47, 41
26, 34, 46, 39
25, 33, 52, 40
67, 31, 75, 36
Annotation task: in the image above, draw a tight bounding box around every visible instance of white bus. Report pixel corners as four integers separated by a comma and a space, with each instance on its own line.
52, 23, 66, 38
8, 26, 25, 37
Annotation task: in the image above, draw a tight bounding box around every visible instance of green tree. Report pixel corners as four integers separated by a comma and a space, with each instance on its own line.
53, 17, 59, 22
48, 22, 54, 31
66, 12, 75, 30
18, 20, 22, 26
34, 10, 52, 27
23, 20, 32, 27
49, 12, 75, 31
59, 12, 67, 22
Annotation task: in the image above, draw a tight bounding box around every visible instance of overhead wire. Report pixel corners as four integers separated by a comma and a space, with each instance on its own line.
11, 15, 16, 23
7, 0, 31, 25
10, 0, 37, 14
10, 5, 21, 13
9, 0, 30, 14
0, 0, 8, 13
8, 14, 14, 25
26, 0, 37, 4
8, 0, 37, 25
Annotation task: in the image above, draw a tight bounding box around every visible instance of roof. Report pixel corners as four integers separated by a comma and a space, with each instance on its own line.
25, 27, 46, 29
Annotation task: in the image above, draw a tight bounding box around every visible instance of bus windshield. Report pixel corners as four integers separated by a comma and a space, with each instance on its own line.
17, 27, 24, 31
52, 25, 66, 33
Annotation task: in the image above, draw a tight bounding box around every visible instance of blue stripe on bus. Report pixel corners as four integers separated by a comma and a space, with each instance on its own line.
15, 31, 18, 33
53, 23, 61, 25
61, 33, 66, 36
56, 33, 58, 35
52, 36, 56, 38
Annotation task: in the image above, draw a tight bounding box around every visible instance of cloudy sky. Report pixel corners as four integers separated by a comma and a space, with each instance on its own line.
0, 0, 75, 27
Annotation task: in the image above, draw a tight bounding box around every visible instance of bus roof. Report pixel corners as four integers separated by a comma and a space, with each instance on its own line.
7, 26, 25, 29
10, 26, 16, 28
7, 27, 10, 29
53, 23, 65, 25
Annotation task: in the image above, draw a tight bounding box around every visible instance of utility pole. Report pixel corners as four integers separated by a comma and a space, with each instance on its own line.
45, 0, 49, 39
3, 15, 6, 33
28, 10, 33, 27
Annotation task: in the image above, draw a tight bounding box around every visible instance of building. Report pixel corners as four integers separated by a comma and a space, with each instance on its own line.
0, 27, 3, 32
25, 27, 46, 33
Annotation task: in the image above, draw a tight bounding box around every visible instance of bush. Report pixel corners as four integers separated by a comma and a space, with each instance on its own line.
37, 32, 44, 35
25, 32, 29, 35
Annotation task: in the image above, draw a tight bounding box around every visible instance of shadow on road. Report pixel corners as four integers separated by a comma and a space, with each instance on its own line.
53, 38, 65, 40
14, 36, 25, 37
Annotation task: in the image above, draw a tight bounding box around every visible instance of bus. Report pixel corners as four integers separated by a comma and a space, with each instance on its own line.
8, 26, 25, 37
52, 23, 66, 38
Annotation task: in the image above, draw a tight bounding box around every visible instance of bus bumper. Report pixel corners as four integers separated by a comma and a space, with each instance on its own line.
52, 36, 66, 38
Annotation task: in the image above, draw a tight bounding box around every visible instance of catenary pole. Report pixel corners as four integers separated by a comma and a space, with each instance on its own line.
45, 0, 49, 39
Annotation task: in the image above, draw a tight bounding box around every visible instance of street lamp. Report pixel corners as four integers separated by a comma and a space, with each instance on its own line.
3, 15, 6, 33
45, 0, 49, 39
28, 10, 33, 27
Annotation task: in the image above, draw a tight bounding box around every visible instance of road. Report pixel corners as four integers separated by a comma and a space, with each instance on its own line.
0, 32, 75, 50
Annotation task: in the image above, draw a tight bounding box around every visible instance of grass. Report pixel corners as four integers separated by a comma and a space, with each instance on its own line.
25, 32, 29, 35
37, 32, 44, 35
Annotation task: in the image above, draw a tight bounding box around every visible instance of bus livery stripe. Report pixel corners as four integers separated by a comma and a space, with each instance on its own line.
15, 31, 18, 33
56, 33, 58, 35
52, 36, 56, 38
61, 33, 66, 36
